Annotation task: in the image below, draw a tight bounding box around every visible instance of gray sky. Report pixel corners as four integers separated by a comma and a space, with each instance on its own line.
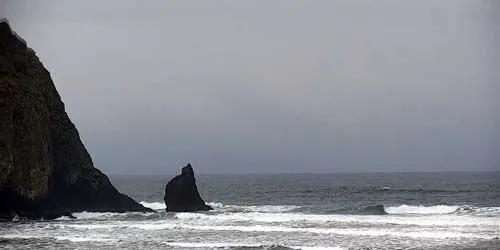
2, 1, 499, 174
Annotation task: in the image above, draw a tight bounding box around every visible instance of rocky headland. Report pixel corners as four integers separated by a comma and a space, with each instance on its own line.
0, 19, 152, 220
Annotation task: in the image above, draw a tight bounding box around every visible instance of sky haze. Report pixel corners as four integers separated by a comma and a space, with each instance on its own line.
2, 0, 499, 174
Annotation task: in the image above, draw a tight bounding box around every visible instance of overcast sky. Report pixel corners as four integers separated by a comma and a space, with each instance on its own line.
1, 1, 499, 174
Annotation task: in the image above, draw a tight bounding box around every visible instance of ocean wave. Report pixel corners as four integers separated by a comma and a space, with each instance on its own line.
139, 201, 300, 213
54, 236, 116, 242
55, 202, 500, 222
163, 224, 493, 239
174, 211, 500, 226
72, 211, 124, 220
360, 204, 387, 215
54, 212, 119, 221
55, 211, 158, 221
64, 223, 492, 239
384, 204, 459, 214
454, 205, 500, 216
140, 201, 165, 210
164, 242, 344, 250
385, 204, 500, 216
208, 202, 300, 213
330, 204, 500, 216
0, 234, 115, 243
163, 242, 344, 250
140, 201, 500, 216
57, 209, 500, 227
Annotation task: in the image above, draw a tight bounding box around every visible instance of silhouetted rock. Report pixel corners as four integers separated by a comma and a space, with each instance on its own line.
0, 19, 153, 220
164, 163, 212, 212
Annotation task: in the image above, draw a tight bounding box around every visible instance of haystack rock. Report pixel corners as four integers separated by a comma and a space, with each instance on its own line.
0, 19, 152, 220
164, 163, 212, 212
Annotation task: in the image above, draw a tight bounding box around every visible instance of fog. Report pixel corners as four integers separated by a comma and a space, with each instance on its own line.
2, 1, 499, 174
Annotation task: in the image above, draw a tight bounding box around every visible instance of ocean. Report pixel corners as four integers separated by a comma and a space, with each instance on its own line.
1, 172, 499, 250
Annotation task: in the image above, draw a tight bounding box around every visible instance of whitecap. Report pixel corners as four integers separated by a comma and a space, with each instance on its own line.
164, 241, 345, 250
385, 205, 459, 214
131, 223, 493, 239
141, 200, 300, 212
71, 211, 121, 220
207, 202, 300, 213
172, 210, 500, 226
140, 201, 166, 210
54, 236, 116, 242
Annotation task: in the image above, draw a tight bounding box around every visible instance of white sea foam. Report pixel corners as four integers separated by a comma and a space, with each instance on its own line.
164, 242, 345, 250
207, 202, 300, 213
140, 201, 166, 210
57, 211, 155, 221
164, 242, 257, 248
139, 200, 300, 213
0, 234, 46, 239
455, 205, 500, 216
72, 211, 120, 220
145, 200, 500, 216
54, 216, 74, 221
59, 218, 496, 239
0, 234, 114, 242
54, 236, 115, 242
385, 204, 500, 216
385, 205, 459, 214
55, 202, 500, 228
121, 223, 492, 239
297, 248, 345, 250
173, 211, 500, 226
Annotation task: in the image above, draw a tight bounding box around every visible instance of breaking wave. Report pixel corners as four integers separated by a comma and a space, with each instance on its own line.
384, 204, 500, 215
140, 201, 165, 210
54, 202, 500, 222
163, 242, 343, 250
328, 204, 500, 216
207, 202, 300, 213
61, 222, 494, 239
385, 204, 459, 214
139, 201, 300, 213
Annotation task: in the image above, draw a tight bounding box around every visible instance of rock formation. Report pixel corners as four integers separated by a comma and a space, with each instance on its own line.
0, 19, 152, 220
164, 163, 212, 212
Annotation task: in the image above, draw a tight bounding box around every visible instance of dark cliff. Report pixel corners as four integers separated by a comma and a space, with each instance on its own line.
164, 163, 212, 212
0, 19, 152, 220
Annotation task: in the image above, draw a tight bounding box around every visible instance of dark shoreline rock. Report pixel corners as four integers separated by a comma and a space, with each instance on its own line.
164, 163, 212, 212
0, 19, 153, 220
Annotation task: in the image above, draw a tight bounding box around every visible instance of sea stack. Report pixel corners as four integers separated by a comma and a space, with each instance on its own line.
0, 19, 152, 220
164, 163, 212, 212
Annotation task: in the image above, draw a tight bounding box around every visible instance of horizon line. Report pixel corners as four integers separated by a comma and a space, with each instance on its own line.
107, 169, 500, 176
